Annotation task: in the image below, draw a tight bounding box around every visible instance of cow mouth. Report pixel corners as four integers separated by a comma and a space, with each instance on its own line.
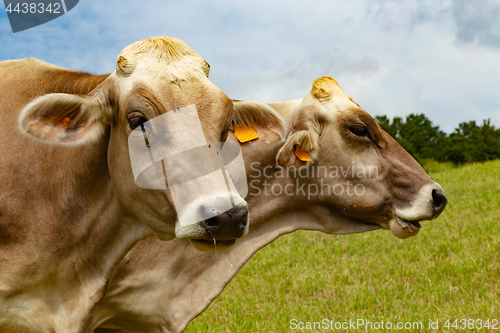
189, 238, 237, 251
398, 217, 422, 229
389, 216, 422, 239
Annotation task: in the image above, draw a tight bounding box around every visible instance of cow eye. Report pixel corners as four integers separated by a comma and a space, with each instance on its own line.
348, 124, 370, 138
128, 116, 147, 130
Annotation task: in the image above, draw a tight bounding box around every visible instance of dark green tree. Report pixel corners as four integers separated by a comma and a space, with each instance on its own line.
375, 113, 444, 162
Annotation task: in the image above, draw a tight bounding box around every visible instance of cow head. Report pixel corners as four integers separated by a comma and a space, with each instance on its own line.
275, 76, 447, 238
17, 37, 249, 249
234, 76, 446, 239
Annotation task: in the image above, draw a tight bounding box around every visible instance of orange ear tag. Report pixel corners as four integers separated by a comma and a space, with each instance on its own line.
294, 145, 312, 161
62, 117, 71, 126
233, 124, 259, 143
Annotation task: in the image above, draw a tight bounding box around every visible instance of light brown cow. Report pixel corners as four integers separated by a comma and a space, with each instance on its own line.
0, 37, 251, 333
92, 76, 447, 332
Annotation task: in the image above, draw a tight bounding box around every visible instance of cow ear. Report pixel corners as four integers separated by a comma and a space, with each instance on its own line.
230, 100, 286, 145
276, 127, 319, 166
276, 76, 344, 166
19, 89, 111, 146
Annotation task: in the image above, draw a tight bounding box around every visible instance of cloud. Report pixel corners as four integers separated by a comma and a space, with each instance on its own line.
213, 55, 380, 102
451, 0, 500, 48
1, 0, 499, 133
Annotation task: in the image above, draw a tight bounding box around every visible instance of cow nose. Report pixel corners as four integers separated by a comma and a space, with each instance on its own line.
202, 204, 249, 239
432, 189, 447, 216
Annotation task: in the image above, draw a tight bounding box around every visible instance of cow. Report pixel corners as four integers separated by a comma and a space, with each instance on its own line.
92, 76, 447, 332
0, 37, 252, 333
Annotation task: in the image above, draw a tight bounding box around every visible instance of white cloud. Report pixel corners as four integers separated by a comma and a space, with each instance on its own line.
1, 0, 499, 133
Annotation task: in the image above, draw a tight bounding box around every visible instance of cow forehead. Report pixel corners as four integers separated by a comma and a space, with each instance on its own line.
125, 55, 206, 81
114, 57, 208, 100
114, 36, 210, 98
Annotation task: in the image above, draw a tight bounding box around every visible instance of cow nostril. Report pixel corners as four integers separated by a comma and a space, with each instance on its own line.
202, 204, 248, 238
432, 189, 447, 215
239, 214, 248, 230
204, 217, 219, 229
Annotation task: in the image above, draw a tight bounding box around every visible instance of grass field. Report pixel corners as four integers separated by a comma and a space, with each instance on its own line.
185, 160, 500, 332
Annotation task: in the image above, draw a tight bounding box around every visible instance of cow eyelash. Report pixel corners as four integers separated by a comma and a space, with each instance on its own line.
348, 124, 370, 138
128, 115, 147, 130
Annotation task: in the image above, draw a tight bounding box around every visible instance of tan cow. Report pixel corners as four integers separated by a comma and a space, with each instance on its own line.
92, 76, 447, 332
0, 37, 253, 333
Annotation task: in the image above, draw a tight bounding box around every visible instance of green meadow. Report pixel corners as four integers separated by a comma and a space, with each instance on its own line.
186, 160, 500, 332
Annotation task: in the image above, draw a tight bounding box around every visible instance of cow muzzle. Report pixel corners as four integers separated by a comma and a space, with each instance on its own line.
390, 183, 448, 239
176, 200, 249, 251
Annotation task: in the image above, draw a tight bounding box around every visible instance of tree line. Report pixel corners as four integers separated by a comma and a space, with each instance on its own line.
375, 114, 500, 164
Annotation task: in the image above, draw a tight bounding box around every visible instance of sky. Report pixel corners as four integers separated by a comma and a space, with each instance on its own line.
1, 0, 499, 133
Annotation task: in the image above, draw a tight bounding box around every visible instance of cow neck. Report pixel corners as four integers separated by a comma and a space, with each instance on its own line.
156, 144, 325, 332
0, 69, 151, 332
38, 73, 153, 330
60, 138, 153, 330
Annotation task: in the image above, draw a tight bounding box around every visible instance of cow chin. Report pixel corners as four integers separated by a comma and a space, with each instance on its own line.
175, 220, 244, 252
389, 217, 421, 239
189, 239, 238, 252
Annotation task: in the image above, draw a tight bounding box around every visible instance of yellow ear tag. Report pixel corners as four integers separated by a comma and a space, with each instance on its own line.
234, 124, 259, 143
294, 145, 312, 161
